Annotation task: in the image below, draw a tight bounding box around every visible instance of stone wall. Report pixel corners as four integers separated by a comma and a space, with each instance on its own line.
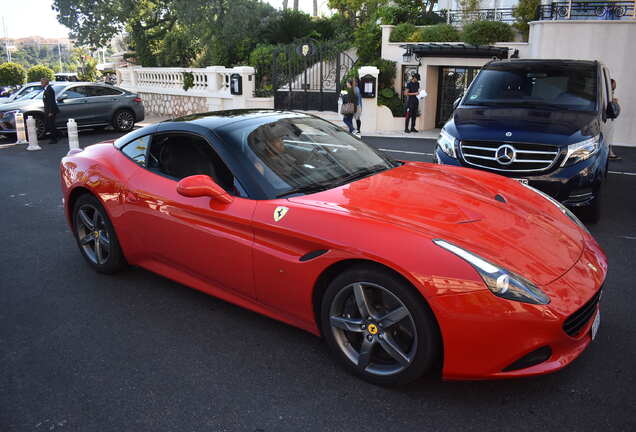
139, 92, 209, 117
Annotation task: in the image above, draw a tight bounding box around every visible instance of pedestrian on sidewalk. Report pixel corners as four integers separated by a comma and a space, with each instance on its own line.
340, 79, 356, 134
353, 77, 362, 134
609, 78, 621, 161
42, 77, 60, 144
404, 73, 420, 133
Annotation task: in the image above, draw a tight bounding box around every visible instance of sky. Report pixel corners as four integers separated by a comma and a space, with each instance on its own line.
1, 0, 332, 40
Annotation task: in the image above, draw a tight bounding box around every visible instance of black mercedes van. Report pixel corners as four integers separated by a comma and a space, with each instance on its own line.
435, 59, 620, 222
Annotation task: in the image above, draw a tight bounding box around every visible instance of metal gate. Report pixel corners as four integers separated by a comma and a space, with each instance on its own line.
436, 66, 480, 128
272, 39, 356, 112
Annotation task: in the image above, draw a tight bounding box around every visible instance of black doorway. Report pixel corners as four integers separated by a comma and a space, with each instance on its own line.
435, 66, 479, 128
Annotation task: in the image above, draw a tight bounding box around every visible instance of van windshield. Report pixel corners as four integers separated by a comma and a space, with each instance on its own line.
464, 63, 597, 111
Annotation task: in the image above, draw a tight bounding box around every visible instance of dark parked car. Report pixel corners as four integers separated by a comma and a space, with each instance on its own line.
0, 82, 145, 139
435, 59, 620, 222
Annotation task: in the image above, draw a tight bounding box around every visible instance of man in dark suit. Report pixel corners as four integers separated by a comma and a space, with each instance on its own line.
41, 77, 60, 143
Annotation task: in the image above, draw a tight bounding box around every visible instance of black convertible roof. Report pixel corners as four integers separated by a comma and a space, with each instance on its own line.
165, 109, 310, 131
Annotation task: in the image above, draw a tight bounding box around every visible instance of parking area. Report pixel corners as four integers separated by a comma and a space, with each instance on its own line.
1, 130, 635, 431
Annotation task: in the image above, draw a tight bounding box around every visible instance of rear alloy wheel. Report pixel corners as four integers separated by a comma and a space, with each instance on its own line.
321, 265, 440, 386
112, 109, 135, 132
72, 194, 126, 273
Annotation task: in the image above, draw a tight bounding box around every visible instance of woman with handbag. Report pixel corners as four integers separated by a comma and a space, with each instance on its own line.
340, 79, 357, 133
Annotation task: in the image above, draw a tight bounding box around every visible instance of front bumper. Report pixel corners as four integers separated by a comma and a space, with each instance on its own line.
429, 242, 606, 381
435, 146, 607, 207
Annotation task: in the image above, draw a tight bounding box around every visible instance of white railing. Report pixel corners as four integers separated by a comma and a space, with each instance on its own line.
116, 66, 257, 98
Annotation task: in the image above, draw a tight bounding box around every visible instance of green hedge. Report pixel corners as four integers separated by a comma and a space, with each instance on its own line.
0, 62, 26, 86
408, 24, 461, 42
389, 23, 417, 42
27, 65, 55, 83
462, 21, 514, 45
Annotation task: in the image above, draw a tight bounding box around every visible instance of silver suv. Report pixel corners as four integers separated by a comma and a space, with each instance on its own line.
0, 82, 145, 139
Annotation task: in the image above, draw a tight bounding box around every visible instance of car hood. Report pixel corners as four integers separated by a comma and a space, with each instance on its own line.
452, 106, 599, 145
0, 99, 41, 111
289, 162, 584, 286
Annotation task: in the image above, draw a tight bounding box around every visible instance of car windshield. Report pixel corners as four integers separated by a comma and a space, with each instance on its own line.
464, 63, 597, 111
216, 116, 396, 198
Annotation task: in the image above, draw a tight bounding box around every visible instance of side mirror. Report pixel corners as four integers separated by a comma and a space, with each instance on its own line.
176, 175, 233, 204
452, 96, 462, 110
607, 101, 620, 119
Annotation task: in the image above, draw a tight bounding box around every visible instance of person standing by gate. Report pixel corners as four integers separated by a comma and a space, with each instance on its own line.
404, 73, 420, 133
353, 77, 362, 134
42, 77, 60, 144
340, 79, 356, 133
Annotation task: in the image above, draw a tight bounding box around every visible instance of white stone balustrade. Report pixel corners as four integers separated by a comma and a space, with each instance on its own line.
116, 65, 272, 117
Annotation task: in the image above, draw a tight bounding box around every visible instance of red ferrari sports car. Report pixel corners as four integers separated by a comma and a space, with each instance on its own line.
60, 110, 606, 385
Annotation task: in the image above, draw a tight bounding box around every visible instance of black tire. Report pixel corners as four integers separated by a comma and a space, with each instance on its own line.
112, 109, 135, 132
72, 194, 127, 274
320, 264, 440, 386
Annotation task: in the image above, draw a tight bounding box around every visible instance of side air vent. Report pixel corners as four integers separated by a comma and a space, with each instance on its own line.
299, 249, 329, 262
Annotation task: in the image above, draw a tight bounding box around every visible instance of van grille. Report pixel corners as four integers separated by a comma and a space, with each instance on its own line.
563, 289, 601, 337
460, 140, 560, 173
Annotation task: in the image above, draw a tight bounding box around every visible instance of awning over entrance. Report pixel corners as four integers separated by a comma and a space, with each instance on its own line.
400, 43, 510, 59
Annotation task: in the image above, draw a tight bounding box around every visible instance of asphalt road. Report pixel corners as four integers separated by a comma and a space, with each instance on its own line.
1, 130, 635, 431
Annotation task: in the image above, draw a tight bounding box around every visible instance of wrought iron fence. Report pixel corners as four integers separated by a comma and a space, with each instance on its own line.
447, 8, 516, 24
537, 1, 635, 20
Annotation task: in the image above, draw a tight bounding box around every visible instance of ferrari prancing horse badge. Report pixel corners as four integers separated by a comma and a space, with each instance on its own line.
274, 206, 289, 222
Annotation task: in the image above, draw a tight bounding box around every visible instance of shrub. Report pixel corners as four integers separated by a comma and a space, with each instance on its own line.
513, 0, 541, 41
408, 24, 461, 42
378, 87, 404, 117
0, 62, 26, 86
354, 20, 382, 64
370, 58, 397, 90
462, 20, 514, 45
27, 65, 55, 83
379, 3, 445, 26
389, 23, 417, 42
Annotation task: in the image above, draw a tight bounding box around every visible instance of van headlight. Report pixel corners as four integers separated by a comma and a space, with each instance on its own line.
433, 239, 550, 305
437, 129, 457, 158
561, 135, 600, 167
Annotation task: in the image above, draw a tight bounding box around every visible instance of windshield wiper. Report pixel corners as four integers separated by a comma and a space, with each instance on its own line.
329, 164, 389, 187
276, 182, 334, 198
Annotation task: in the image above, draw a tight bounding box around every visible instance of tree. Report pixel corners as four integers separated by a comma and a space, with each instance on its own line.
27, 65, 55, 83
513, 0, 541, 41
0, 62, 27, 86
313, 0, 318, 16
294, 0, 299, 11
462, 21, 514, 45
328, 0, 388, 26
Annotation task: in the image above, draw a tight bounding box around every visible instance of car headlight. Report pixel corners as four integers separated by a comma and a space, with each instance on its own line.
433, 239, 550, 305
437, 129, 457, 158
561, 135, 600, 167
519, 182, 590, 236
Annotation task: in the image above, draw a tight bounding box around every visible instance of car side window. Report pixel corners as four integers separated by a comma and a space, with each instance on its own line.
121, 135, 151, 166
146, 132, 242, 196
602, 68, 612, 104
87, 86, 123, 97
62, 86, 90, 99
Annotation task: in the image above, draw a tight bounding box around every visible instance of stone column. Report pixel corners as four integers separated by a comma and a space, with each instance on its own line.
357, 66, 380, 134
229, 66, 256, 109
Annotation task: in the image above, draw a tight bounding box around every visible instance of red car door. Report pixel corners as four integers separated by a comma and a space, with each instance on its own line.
122, 132, 256, 299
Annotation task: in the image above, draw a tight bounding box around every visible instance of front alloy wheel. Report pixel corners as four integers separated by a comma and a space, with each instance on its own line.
321, 265, 440, 386
113, 110, 135, 132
